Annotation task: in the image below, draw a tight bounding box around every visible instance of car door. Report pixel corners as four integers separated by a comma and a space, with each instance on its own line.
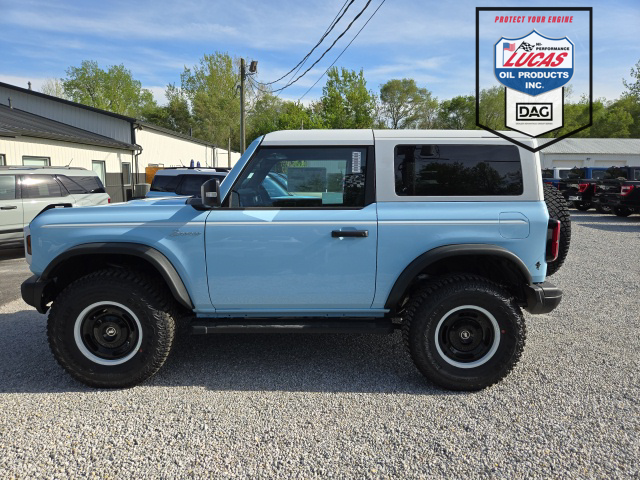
205, 145, 378, 314
0, 174, 24, 245
20, 174, 70, 224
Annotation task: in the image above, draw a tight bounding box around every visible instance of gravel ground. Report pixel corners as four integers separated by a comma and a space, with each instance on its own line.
0, 212, 638, 478
0, 248, 29, 306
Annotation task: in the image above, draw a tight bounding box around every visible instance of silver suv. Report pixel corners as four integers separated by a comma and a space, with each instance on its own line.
0, 166, 109, 248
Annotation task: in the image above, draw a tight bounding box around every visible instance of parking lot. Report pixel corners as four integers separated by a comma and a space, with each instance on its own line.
0, 212, 638, 478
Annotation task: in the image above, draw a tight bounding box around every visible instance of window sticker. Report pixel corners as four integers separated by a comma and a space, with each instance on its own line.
351, 151, 362, 174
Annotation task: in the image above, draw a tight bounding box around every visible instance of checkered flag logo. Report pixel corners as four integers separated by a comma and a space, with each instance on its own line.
519, 41, 535, 52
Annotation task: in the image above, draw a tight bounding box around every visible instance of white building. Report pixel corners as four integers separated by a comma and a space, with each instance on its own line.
0, 82, 240, 202
540, 138, 640, 169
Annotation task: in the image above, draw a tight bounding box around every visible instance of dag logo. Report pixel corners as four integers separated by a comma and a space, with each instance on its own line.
494, 30, 574, 96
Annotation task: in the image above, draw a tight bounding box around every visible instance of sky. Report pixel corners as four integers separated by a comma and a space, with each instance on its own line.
0, 0, 638, 106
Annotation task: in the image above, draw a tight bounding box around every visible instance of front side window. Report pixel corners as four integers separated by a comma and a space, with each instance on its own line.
21, 175, 64, 199
92, 161, 106, 184
0, 175, 16, 200
22, 156, 50, 167
230, 147, 368, 208
394, 144, 523, 196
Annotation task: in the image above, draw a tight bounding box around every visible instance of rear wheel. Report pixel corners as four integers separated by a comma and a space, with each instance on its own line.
573, 201, 591, 211
613, 206, 632, 217
543, 184, 571, 276
595, 204, 612, 214
402, 275, 525, 391
48, 268, 176, 388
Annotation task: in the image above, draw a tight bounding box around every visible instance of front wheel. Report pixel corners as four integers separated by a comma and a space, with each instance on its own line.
402, 275, 526, 391
613, 206, 632, 217
573, 201, 591, 211
47, 269, 176, 388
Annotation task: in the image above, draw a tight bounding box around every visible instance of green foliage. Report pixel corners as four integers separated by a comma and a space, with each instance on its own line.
180, 52, 241, 149
247, 93, 324, 141
379, 78, 437, 129
41, 78, 67, 99
319, 67, 376, 128
478, 86, 505, 131
141, 85, 192, 135
435, 95, 476, 130
62, 60, 156, 117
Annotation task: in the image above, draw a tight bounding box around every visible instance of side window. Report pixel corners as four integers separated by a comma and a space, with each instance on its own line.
0, 175, 17, 200
231, 147, 368, 208
21, 175, 64, 199
92, 161, 106, 185
394, 144, 523, 196
22, 156, 50, 166
150, 174, 181, 193
0, 154, 6, 166
57, 175, 105, 194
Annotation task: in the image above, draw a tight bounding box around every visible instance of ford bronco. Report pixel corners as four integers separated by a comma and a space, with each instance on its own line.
21, 130, 569, 391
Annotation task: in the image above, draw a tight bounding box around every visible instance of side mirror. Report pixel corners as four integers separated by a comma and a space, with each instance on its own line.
201, 178, 221, 208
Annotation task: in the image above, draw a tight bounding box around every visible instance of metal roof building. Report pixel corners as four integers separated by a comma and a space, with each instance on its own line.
0, 82, 240, 202
539, 138, 640, 169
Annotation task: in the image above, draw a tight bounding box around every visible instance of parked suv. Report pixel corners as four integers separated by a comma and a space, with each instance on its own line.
590, 166, 640, 214
0, 166, 109, 248
21, 130, 569, 391
147, 167, 229, 198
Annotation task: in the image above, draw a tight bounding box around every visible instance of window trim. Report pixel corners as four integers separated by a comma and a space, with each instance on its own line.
222, 145, 376, 211
122, 162, 132, 186
392, 143, 524, 198
92, 160, 107, 186
22, 156, 50, 167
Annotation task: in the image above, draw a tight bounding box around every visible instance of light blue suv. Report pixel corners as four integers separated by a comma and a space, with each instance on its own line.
21, 130, 569, 391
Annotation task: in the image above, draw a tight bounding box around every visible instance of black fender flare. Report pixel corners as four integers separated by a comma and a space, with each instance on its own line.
384, 244, 532, 310
42, 242, 194, 309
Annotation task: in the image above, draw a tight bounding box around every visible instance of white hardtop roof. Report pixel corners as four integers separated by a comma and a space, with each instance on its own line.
262, 129, 535, 145
0, 166, 95, 176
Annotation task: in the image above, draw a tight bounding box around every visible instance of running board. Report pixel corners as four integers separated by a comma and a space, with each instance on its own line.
191, 319, 396, 335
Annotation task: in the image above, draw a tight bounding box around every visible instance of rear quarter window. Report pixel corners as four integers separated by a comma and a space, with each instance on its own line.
57, 175, 105, 194
394, 144, 523, 196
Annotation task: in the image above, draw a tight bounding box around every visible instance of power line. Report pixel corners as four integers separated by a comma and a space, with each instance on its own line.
257, 0, 355, 86
270, 0, 373, 94
298, 0, 387, 102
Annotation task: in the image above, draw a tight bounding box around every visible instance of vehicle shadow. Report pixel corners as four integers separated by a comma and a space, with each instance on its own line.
0, 309, 455, 396
0, 247, 25, 260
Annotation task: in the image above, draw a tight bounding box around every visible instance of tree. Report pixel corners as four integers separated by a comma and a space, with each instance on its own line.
62, 60, 156, 117
180, 52, 241, 149
247, 92, 324, 140
318, 67, 376, 129
435, 95, 476, 129
41, 78, 67, 99
379, 78, 438, 129
478, 86, 505, 130
141, 84, 192, 135
622, 59, 640, 97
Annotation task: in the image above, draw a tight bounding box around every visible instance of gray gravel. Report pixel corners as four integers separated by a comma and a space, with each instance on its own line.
0, 212, 638, 478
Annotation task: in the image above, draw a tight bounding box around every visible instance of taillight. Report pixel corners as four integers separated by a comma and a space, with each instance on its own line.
546, 219, 560, 262
621, 185, 634, 196
26, 235, 32, 255
108, 197, 112, 203
578, 183, 589, 193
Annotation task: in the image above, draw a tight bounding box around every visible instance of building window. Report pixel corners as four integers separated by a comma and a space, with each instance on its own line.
122, 162, 132, 186
0, 154, 6, 166
22, 156, 50, 167
92, 160, 106, 185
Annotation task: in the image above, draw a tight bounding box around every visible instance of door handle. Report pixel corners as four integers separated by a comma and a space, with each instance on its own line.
0, 206, 17, 210
331, 230, 368, 238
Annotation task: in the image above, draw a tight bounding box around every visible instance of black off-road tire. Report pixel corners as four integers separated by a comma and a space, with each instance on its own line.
613, 206, 632, 217
543, 183, 571, 276
573, 201, 591, 211
402, 275, 526, 391
47, 268, 176, 388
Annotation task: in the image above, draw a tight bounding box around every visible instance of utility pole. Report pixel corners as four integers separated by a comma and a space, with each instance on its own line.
239, 59, 258, 154
240, 58, 246, 153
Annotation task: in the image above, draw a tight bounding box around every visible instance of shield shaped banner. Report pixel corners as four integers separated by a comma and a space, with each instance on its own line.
495, 30, 574, 96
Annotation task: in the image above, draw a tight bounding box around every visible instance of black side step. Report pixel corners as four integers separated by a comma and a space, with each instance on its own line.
191, 318, 395, 335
